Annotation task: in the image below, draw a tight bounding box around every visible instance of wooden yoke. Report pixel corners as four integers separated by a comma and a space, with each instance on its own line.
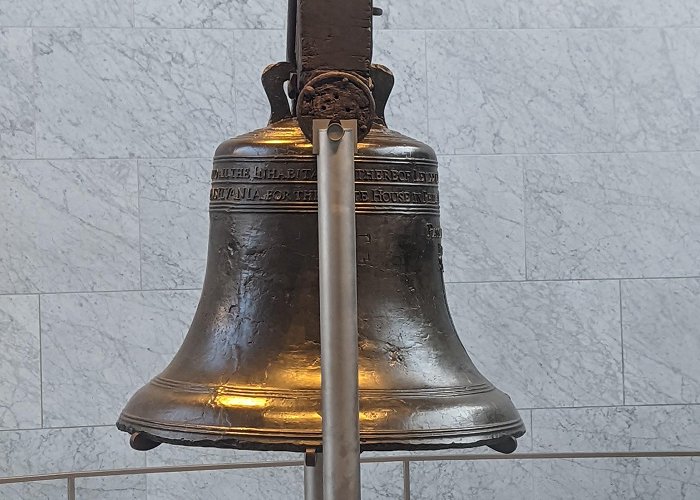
293, 0, 376, 141
296, 0, 373, 76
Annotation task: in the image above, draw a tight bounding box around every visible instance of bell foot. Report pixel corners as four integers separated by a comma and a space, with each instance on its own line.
129, 432, 161, 451
487, 436, 518, 455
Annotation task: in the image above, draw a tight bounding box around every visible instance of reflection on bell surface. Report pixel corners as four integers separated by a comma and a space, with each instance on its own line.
117, 0, 525, 454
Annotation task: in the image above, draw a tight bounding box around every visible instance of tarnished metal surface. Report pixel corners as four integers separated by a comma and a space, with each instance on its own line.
117, 0, 525, 453
117, 120, 525, 452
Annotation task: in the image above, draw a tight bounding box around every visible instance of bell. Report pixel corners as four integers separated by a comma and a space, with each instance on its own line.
117, 0, 525, 454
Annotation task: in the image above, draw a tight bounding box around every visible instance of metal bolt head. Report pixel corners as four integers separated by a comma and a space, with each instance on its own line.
327, 123, 345, 142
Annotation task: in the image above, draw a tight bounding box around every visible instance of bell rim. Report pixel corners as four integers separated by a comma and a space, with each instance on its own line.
116, 415, 526, 453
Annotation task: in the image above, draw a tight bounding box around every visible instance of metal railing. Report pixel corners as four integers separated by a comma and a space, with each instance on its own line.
2, 451, 700, 499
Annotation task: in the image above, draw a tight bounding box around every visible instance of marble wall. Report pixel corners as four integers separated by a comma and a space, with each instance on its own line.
1, 0, 699, 498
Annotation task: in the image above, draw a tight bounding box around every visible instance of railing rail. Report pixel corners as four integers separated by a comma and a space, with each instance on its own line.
2, 450, 700, 497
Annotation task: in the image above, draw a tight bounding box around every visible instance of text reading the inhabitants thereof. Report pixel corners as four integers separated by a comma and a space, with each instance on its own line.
209, 162, 440, 214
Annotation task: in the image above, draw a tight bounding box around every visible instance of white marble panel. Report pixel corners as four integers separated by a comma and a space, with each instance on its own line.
446, 280, 623, 408
440, 155, 525, 283
532, 405, 700, 452
375, 0, 520, 29
613, 1, 700, 27
0, 480, 67, 499
148, 449, 402, 498
41, 290, 199, 427
362, 462, 404, 500
615, 29, 700, 152
0, 28, 34, 159
427, 29, 614, 155
376, 0, 700, 28
0, 0, 132, 27
0, 295, 40, 430
0, 476, 146, 499
232, 29, 286, 135
139, 159, 210, 290
147, 466, 303, 500
0, 426, 144, 477
373, 30, 428, 143
410, 459, 533, 499
0, 159, 139, 293
533, 458, 700, 499
524, 152, 700, 280
622, 279, 700, 405
513, 0, 627, 28
518, 0, 700, 28
77, 475, 146, 500
134, 0, 285, 28
35, 28, 235, 158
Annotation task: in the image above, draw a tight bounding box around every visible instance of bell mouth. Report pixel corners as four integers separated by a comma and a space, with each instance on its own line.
116, 376, 525, 453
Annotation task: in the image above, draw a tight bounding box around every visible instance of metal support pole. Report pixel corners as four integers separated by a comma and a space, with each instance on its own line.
304, 449, 324, 500
314, 119, 361, 500
67, 476, 76, 500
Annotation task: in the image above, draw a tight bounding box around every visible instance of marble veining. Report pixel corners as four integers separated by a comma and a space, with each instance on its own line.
524, 152, 700, 280
147, 451, 403, 499
0, 28, 34, 159
139, 158, 210, 290
232, 29, 287, 136
0, 159, 139, 293
373, 30, 428, 144
533, 458, 700, 499
361, 462, 405, 500
147, 466, 304, 500
0, 295, 40, 430
77, 475, 146, 500
622, 278, 700, 405
41, 290, 199, 427
440, 155, 525, 283
376, 0, 700, 29
427, 29, 615, 155
34, 28, 236, 158
375, 0, 522, 29
0, 480, 68, 500
134, 0, 286, 29
615, 29, 700, 152
532, 405, 700, 452
0, 0, 132, 27
0, 426, 144, 477
411, 459, 533, 499
446, 280, 623, 408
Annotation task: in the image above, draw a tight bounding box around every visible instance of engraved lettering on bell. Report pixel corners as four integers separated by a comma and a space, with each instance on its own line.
117, 0, 525, 454
426, 223, 443, 239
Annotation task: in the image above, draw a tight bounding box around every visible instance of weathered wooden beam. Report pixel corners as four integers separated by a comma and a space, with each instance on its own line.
296, 0, 373, 77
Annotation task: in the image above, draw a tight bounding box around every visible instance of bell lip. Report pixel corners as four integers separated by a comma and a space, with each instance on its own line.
115, 415, 526, 453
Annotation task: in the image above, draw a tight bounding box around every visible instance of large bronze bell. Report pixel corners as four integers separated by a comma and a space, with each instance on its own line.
117, 0, 525, 454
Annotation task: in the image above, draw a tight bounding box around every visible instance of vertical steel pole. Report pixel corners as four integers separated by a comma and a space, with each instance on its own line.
67, 476, 76, 500
315, 120, 361, 500
304, 449, 324, 500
